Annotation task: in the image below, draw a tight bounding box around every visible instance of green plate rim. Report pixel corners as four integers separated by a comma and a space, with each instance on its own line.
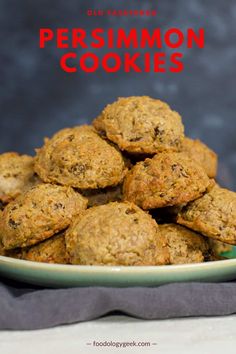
1, 255, 236, 274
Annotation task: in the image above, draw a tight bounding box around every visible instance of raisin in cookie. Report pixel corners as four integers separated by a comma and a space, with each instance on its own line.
0, 152, 39, 203
181, 137, 218, 178
160, 224, 210, 264
177, 185, 236, 245
65, 202, 169, 266
123, 152, 212, 209
35, 125, 127, 189
93, 96, 184, 154
1, 183, 87, 249
0, 211, 22, 258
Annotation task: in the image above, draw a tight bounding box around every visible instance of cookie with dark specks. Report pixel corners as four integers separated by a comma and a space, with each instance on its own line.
160, 224, 210, 264
35, 125, 127, 189
123, 152, 212, 209
0, 152, 39, 203
181, 137, 218, 178
65, 202, 169, 266
1, 183, 87, 249
177, 185, 236, 245
93, 96, 184, 154
0, 210, 22, 258
21, 232, 69, 264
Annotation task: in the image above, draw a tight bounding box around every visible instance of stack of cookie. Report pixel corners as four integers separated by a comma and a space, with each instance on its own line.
0, 96, 235, 265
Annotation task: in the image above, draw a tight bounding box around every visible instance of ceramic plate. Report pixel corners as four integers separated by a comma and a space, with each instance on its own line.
0, 248, 236, 287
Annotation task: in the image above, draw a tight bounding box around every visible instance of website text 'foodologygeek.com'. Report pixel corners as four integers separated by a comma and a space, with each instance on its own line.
86, 340, 157, 348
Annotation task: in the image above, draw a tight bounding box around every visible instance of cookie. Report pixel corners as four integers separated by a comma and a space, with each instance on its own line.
21, 232, 69, 264
0, 211, 5, 255
93, 96, 184, 154
0, 152, 39, 203
181, 137, 218, 178
177, 185, 236, 244
35, 125, 127, 189
0, 211, 6, 256
123, 152, 212, 209
65, 202, 169, 266
160, 224, 209, 264
81, 184, 123, 207
1, 183, 87, 249
0, 211, 22, 258
0, 240, 5, 256
0, 240, 21, 258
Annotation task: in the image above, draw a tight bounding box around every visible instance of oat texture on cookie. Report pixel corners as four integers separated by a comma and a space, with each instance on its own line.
177, 185, 236, 245
181, 137, 218, 178
160, 224, 210, 264
0, 152, 39, 203
65, 202, 170, 266
123, 152, 212, 209
35, 125, 127, 189
93, 96, 184, 154
0, 183, 87, 249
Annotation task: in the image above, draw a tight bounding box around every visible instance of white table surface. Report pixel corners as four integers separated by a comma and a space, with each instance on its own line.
0, 314, 236, 354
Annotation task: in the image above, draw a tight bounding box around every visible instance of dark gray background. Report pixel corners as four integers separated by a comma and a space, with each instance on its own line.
1, 0, 236, 189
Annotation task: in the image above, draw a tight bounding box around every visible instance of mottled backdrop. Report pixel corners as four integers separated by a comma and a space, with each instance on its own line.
1, 0, 236, 189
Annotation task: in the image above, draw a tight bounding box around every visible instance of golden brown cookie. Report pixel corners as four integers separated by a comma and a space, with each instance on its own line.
93, 96, 184, 154
0, 240, 21, 258
0, 152, 39, 203
160, 224, 209, 264
0, 210, 4, 255
123, 152, 212, 209
1, 183, 87, 249
21, 232, 69, 264
181, 137, 218, 178
0, 241, 4, 256
34, 125, 127, 189
177, 185, 236, 245
0, 211, 22, 258
0, 211, 6, 256
65, 202, 169, 266
81, 184, 123, 207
